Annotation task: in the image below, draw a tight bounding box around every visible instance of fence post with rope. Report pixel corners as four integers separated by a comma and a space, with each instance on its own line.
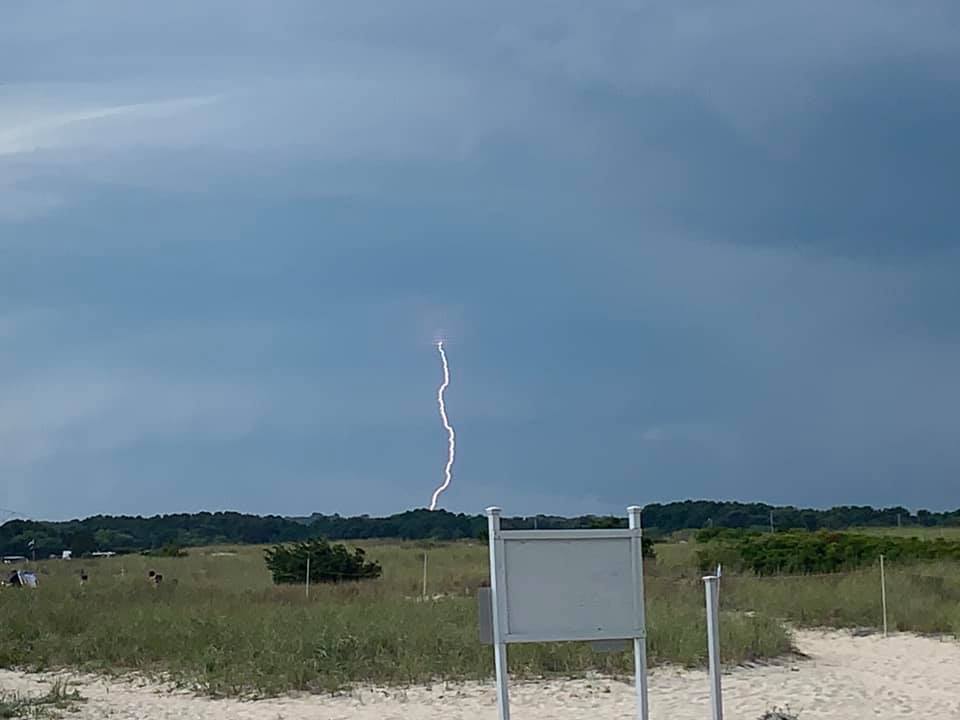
879, 554, 888, 637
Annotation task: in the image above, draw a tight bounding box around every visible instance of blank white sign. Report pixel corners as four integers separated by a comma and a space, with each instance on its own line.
500, 534, 639, 642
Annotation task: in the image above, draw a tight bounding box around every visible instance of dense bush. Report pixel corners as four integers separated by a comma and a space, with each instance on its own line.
264, 538, 382, 584
642, 536, 656, 559
697, 531, 960, 575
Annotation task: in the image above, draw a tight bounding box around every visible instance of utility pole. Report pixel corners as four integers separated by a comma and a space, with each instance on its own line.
769, 511, 775, 534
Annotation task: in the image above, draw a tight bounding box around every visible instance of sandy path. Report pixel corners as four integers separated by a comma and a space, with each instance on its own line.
2, 630, 958, 718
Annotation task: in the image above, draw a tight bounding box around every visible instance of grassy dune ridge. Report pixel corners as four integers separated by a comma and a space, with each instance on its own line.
0, 539, 956, 697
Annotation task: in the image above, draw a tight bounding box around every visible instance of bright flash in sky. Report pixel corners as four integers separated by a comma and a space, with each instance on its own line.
429, 341, 456, 511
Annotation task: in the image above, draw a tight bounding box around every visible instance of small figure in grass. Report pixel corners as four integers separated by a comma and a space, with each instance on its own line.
79, 569, 88, 586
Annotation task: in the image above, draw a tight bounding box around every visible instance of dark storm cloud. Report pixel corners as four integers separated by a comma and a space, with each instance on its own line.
1, 1, 958, 519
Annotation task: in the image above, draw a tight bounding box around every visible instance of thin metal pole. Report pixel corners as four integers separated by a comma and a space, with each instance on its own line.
305, 555, 311, 599
487, 507, 510, 720
422, 551, 428, 600
704, 575, 724, 720
628, 506, 649, 720
880, 554, 888, 637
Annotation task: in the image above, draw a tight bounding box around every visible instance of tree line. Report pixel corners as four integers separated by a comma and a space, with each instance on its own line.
1, 501, 957, 557
0, 512, 315, 559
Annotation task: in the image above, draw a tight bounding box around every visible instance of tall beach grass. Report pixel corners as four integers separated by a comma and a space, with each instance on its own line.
1, 539, 955, 697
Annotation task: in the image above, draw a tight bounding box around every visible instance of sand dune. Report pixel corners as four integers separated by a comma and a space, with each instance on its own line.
2, 630, 958, 718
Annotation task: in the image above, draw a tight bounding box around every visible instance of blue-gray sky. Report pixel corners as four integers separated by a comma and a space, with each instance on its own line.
2, 2, 959, 520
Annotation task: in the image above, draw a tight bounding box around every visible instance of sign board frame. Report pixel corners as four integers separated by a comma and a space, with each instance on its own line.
486, 505, 649, 720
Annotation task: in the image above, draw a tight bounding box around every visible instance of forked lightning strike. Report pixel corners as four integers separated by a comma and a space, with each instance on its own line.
429, 341, 456, 511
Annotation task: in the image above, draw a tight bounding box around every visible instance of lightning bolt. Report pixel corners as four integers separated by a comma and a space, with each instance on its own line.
429, 341, 456, 511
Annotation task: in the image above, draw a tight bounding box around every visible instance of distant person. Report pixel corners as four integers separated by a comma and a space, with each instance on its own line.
79, 570, 88, 586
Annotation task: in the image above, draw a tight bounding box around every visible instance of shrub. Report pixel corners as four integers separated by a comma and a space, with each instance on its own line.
264, 538, 382, 584
697, 531, 960, 575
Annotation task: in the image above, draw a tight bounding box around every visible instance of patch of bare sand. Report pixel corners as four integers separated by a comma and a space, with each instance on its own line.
1, 630, 958, 718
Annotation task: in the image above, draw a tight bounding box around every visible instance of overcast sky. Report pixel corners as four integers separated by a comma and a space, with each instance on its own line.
2, 2, 959, 521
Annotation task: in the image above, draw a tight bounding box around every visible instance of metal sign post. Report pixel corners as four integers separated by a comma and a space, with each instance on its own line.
485, 505, 650, 720
704, 573, 723, 720
487, 508, 511, 720
627, 506, 649, 720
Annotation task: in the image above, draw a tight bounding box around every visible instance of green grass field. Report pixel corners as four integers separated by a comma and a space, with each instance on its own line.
0, 537, 957, 698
